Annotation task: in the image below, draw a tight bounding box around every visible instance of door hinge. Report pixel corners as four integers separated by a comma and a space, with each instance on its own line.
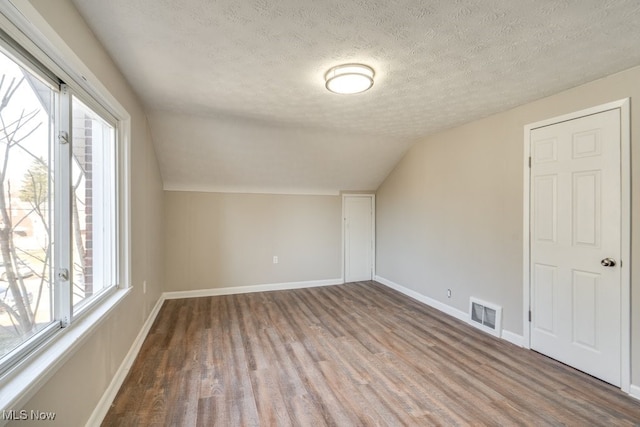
528, 157, 531, 168
528, 310, 532, 322
58, 131, 69, 144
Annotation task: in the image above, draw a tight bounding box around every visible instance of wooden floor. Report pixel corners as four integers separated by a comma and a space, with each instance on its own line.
103, 281, 640, 426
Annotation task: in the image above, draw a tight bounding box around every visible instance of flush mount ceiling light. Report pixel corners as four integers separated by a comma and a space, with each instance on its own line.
325, 64, 375, 94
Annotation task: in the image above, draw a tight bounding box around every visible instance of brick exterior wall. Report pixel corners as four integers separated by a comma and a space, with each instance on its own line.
71, 111, 93, 297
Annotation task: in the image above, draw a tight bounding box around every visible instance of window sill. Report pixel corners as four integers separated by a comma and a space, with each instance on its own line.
0, 286, 131, 421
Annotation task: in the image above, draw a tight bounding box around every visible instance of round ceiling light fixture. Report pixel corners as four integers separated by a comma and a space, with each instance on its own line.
325, 63, 375, 94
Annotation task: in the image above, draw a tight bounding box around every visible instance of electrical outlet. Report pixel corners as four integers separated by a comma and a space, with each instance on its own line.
273, 256, 278, 264
143, 280, 147, 294
447, 289, 451, 298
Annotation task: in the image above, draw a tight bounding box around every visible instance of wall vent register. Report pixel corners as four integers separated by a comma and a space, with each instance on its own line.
469, 298, 502, 338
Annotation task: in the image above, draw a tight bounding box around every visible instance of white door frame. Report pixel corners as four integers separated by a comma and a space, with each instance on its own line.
522, 98, 631, 393
342, 194, 376, 283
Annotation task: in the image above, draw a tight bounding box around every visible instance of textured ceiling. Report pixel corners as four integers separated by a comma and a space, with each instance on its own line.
71, 0, 640, 194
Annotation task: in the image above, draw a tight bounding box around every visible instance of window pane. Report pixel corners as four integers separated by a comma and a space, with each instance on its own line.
71, 97, 116, 310
0, 50, 55, 359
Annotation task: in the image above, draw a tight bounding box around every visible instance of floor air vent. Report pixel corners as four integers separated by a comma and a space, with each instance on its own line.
469, 298, 502, 338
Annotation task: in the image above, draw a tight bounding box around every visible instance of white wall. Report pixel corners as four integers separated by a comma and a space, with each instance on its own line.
376, 64, 640, 384
8, 1, 164, 425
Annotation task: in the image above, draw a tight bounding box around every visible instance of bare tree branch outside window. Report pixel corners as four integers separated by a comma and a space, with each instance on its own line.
0, 61, 92, 357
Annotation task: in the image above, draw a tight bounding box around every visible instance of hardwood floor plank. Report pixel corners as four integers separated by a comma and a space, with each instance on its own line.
316, 359, 388, 426
249, 368, 293, 427
102, 282, 640, 426
289, 340, 360, 426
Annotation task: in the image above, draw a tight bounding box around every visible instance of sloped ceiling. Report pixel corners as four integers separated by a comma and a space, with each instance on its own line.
71, 0, 640, 194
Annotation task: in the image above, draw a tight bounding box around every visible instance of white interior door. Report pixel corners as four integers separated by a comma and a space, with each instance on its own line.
344, 195, 374, 282
529, 109, 621, 386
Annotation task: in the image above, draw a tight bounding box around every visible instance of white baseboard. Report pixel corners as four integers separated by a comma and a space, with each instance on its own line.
375, 275, 525, 347
629, 384, 640, 401
86, 296, 165, 427
375, 275, 468, 323
501, 330, 525, 347
163, 278, 343, 300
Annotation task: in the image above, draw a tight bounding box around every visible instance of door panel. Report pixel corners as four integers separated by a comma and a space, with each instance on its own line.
572, 171, 600, 247
532, 263, 556, 335
571, 270, 599, 350
533, 175, 557, 243
530, 109, 621, 386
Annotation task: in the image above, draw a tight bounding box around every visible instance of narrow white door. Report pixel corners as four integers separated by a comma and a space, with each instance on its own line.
344, 195, 374, 282
530, 109, 621, 386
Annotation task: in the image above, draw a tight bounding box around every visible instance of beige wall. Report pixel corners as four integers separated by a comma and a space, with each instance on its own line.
376, 64, 640, 384
10, 1, 165, 425
164, 191, 342, 291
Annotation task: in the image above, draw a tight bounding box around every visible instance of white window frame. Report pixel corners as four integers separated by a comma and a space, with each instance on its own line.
0, 0, 132, 416
65, 89, 120, 319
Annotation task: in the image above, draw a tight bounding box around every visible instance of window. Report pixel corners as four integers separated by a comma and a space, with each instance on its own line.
0, 36, 122, 374
71, 96, 117, 311
0, 47, 55, 362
